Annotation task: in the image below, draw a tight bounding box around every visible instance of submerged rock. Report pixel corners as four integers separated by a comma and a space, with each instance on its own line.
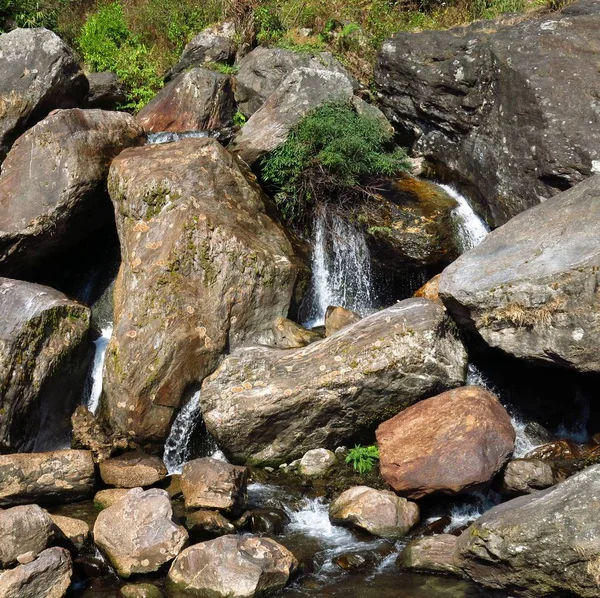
376, 386, 515, 499
455, 464, 600, 596
0, 28, 88, 163
103, 138, 300, 444
119, 583, 164, 598
298, 448, 337, 477
201, 298, 467, 465
181, 457, 248, 515
376, 1, 600, 226
0, 547, 72, 598
230, 67, 354, 165
137, 68, 234, 133
0, 279, 91, 453
439, 174, 600, 372
99, 451, 167, 488
0, 450, 95, 507
399, 534, 462, 576
168, 535, 297, 597
0, 108, 145, 279
93, 488, 188, 578
500, 459, 557, 496
329, 486, 419, 540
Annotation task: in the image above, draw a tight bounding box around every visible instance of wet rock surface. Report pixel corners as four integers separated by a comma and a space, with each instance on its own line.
399, 534, 462, 576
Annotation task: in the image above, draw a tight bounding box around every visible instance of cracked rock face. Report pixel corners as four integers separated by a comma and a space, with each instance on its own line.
376, 1, 600, 226
93, 488, 188, 578
455, 464, 600, 597
200, 298, 467, 465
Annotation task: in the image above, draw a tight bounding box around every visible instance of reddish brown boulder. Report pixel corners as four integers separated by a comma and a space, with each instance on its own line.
525, 440, 581, 461
324, 306, 361, 337
414, 274, 443, 306
137, 69, 234, 133
376, 386, 515, 499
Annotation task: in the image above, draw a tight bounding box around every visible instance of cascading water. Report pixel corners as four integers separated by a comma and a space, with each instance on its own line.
147, 130, 212, 144
303, 207, 374, 327
86, 324, 113, 414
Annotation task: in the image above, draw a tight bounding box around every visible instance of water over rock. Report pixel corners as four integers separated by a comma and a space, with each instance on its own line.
99, 451, 167, 488
0, 108, 145, 279
329, 486, 420, 540
439, 174, 600, 372
200, 298, 467, 465
137, 68, 234, 133
103, 138, 301, 444
376, 386, 515, 499
93, 487, 188, 578
376, 1, 600, 226
168, 535, 297, 598
0, 28, 88, 164
455, 464, 600, 596
0, 278, 91, 452
0, 450, 95, 506
230, 67, 354, 165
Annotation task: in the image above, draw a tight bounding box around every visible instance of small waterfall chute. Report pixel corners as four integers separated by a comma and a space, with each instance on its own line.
86, 324, 113, 414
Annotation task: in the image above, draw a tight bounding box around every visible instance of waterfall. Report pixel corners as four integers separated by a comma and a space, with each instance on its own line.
86, 324, 113, 414
148, 131, 212, 145
439, 184, 489, 252
303, 207, 374, 327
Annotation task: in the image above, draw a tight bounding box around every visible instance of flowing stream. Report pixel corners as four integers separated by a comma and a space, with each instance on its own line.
441, 183, 489, 251
86, 324, 113, 414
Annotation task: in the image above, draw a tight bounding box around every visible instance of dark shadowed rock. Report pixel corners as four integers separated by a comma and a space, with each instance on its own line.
376, 386, 515, 499
0, 450, 95, 506
103, 138, 301, 444
168, 535, 297, 597
181, 457, 248, 515
455, 464, 600, 596
0, 28, 88, 163
0, 278, 91, 452
99, 451, 167, 488
93, 488, 188, 578
230, 67, 354, 165
439, 175, 600, 372
184, 510, 235, 538
399, 534, 462, 576
329, 486, 419, 539
137, 68, 234, 133
0, 547, 72, 598
0, 108, 145, 278
234, 47, 355, 117
200, 298, 467, 465
501, 459, 557, 496
84, 72, 127, 110
376, 2, 600, 226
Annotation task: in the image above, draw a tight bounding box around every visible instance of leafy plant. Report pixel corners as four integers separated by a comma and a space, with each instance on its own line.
206, 61, 239, 75
255, 3, 284, 45
233, 110, 247, 127
345, 444, 380, 474
260, 102, 409, 226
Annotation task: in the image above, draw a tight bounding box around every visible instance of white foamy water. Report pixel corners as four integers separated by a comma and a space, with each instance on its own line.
439, 183, 489, 252
87, 324, 113, 414
444, 490, 502, 533
148, 130, 212, 144
304, 207, 374, 327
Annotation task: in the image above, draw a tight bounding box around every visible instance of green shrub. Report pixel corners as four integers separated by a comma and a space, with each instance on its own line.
206, 61, 239, 75
255, 3, 284, 45
345, 444, 380, 474
260, 102, 409, 226
233, 110, 247, 127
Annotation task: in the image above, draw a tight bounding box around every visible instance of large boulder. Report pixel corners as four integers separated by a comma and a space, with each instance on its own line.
181, 457, 248, 515
455, 464, 600, 596
99, 451, 167, 488
230, 67, 354, 165
200, 298, 467, 465
399, 534, 462, 576
234, 47, 355, 117
376, 2, 600, 226
137, 68, 234, 133
0, 547, 72, 598
0, 28, 88, 164
103, 137, 300, 444
93, 488, 188, 578
0, 108, 145, 279
376, 386, 515, 499
84, 72, 127, 110
0, 450, 95, 506
0, 278, 91, 452
439, 174, 600, 372
329, 486, 419, 540
168, 535, 297, 597
0, 505, 54, 568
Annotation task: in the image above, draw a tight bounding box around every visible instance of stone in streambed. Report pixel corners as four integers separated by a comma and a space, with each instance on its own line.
271, 317, 322, 349
501, 459, 557, 496
99, 451, 167, 488
298, 448, 337, 477
376, 386, 515, 499
93, 488, 130, 510
185, 510, 235, 538
329, 486, 419, 540
201, 298, 467, 465
50, 515, 90, 552
399, 534, 462, 576
324, 306, 361, 337
119, 583, 164, 598
168, 535, 297, 597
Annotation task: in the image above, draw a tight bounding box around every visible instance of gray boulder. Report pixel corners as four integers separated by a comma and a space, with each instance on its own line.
230, 67, 354, 165
399, 534, 462, 576
0, 547, 72, 598
501, 459, 557, 496
235, 47, 355, 117
0, 279, 91, 452
84, 71, 127, 110
455, 464, 600, 596
50, 515, 90, 551
98, 451, 167, 488
298, 448, 336, 477
376, 1, 600, 226
439, 174, 600, 372
0, 28, 88, 163
0, 108, 145, 278
200, 298, 467, 465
